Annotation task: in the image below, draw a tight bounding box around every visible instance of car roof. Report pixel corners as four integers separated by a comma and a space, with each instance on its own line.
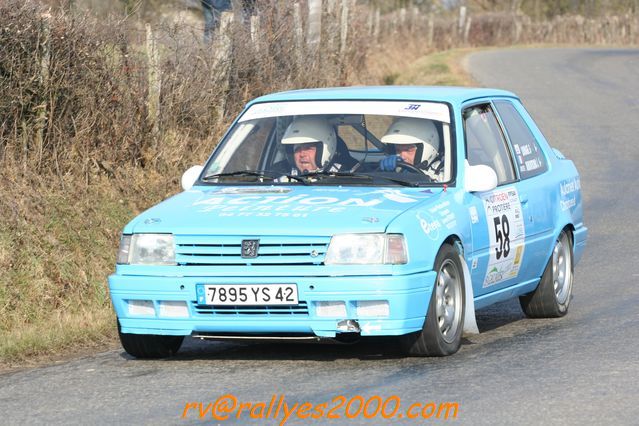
248, 86, 519, 107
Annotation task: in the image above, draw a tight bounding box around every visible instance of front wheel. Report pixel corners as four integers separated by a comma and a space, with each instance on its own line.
400, 243, 465, 356
118, 321, 184, 359
519, 230, 573, 318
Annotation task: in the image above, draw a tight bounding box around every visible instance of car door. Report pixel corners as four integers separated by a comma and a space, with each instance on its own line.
462, 101, 535, 298
492, 99, 555, 281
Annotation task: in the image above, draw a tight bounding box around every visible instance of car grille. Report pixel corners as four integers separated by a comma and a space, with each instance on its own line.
174, 235, 329, 266
191, 301, 309, 316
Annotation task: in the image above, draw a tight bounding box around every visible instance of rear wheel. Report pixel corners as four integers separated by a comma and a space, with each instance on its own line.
118, 321, 184, 359
400, 243, 465, 356
519, 230, 573, 318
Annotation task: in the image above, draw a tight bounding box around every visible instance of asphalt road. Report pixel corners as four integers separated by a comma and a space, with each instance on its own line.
2, 48, 638, 425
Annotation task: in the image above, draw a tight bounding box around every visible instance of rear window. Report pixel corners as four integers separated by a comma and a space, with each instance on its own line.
494, 100, 547, 179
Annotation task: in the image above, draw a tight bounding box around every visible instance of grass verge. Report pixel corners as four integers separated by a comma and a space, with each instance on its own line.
394, 47, 479, 87
0, 170, 178, 371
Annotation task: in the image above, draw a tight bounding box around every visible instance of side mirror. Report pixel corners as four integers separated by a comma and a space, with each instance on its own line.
464, 162, 498, 193
181, 165, 204, 191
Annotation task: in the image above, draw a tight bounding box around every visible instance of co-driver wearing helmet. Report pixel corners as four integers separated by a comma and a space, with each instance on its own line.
378, 117, 443, 182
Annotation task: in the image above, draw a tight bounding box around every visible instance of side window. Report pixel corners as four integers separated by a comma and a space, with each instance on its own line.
494, 100, 548, 179
463, 104, 516, 185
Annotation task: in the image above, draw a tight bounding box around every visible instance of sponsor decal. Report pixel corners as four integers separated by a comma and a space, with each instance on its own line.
481, 187, 526, 288
191, 189, 430, 218
559, 177, 580, 211
469, 206, 479, 224
362, 189, 429, 204
239, 101, 451, 123
428, 200, 450, 214
560, 198, 577, 211
441, 212, 457, 230
525, 158, 541, 171
513, 245, 523, 266
417, 212, 441, 241
424, 199, 457, 230
520, 144, 533, 156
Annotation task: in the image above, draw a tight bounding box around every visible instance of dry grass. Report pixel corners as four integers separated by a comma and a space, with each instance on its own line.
0, 309, 118, 370
395, 48, 480, 87
0, 169, 177, 368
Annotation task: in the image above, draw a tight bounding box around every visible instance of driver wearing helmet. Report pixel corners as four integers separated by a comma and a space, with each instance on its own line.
276, 116, 354, 176
378, 117, 443, 181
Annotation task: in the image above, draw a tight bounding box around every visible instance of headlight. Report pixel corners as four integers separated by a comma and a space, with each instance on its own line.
324, 234, 407, 265
117, 234, 176, 265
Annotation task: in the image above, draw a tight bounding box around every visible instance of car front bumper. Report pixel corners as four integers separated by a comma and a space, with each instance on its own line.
109, 272, 436, 338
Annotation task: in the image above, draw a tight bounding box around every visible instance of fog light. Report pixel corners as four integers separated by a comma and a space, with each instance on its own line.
315, 301, 347, 318
158, 301, 189, 318
356, 300, 389, 317
127, 300, 155, 316
337, 319, 361, 333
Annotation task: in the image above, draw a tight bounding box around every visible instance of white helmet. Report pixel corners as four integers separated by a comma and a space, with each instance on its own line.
281, 116, 337, 167
381, 117, 440, 165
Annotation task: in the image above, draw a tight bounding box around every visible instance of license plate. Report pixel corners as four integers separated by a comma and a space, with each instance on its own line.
198, 284, 298, 306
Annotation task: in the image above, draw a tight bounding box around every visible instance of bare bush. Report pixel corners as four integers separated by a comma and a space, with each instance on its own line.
4, 0, 633, 180
0, 1, 382, 178
0, 2, 153, 175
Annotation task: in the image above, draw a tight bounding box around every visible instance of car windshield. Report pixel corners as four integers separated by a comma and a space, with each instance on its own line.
201, 100, 454, 186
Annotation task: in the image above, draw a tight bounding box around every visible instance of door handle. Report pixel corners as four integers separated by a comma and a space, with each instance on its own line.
519, 194, 529, 204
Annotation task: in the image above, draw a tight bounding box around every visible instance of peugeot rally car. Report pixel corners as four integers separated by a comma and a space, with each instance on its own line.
109, 86, 587, 358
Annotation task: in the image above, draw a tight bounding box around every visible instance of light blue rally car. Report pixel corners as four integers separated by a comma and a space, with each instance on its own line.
109, 86, 587, 358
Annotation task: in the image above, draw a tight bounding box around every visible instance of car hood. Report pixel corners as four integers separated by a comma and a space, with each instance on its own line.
126, 186, 443, 236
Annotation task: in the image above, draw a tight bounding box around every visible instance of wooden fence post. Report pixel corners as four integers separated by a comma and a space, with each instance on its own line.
35, 12, 52, 170
293, 2, 304, 66
339, 0, 350, 55
374, 9, 381, 44
320, 0, 338, 76
308, 0, 322, 50
411, 7, 419, 33
250, 14, 260, 52
427, 12, 434, 47
458, 6, 467, 43
145, 23, 161, 143
464, 16, 472, 45
213, 12, 234, 124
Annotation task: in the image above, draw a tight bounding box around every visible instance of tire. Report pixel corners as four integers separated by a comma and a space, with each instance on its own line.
400, 243, 465, 356
118, 321, 184, 359
519, 230, 573, 318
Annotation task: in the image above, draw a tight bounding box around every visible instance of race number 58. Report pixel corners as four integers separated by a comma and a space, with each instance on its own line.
493, 215, 510, 259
